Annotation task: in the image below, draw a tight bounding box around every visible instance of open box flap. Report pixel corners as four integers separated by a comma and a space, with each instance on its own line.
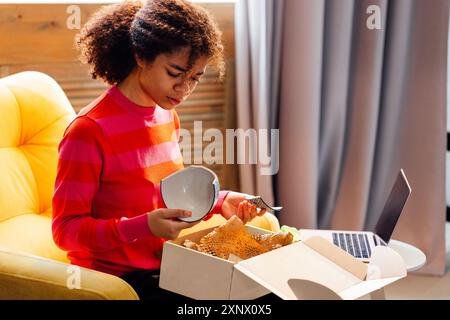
302, 236, 368, 280
337, 245, 407, 300
366, 245, 407, 280
233, 241, 363, 300
234, 237, 407, 300
339, 246, 407, 300
339, 276, 404, 300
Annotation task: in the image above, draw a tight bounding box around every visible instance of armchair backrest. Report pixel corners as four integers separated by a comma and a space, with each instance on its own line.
0, 71, 75, 260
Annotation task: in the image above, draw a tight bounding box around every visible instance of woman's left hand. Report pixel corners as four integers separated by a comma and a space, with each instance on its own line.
221, 192, 266, 224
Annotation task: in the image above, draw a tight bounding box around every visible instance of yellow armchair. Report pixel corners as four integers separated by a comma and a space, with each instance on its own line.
0, 71, 280, 300
0, 71, 138, 299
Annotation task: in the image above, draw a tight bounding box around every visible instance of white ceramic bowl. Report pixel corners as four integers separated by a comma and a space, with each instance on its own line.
160, 166, 220, 222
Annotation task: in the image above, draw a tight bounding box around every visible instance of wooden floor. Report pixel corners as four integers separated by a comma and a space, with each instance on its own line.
383, 223, 450, 300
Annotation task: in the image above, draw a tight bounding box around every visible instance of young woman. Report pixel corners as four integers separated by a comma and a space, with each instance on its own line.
52, 0, 265, 300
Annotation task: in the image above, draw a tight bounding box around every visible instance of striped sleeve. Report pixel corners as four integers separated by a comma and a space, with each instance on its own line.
51, 116, 152, 252
202, 190, 231, 221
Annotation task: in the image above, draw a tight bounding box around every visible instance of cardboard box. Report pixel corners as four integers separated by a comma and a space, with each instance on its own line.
159, 225, 406, 300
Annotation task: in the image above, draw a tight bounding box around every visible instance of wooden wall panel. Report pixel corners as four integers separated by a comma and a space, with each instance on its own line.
0, 3, 235, 64
0, 5, 101, 65
0, 2, 240, 191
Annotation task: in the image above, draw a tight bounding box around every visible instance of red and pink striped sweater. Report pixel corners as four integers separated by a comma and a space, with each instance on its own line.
52, 86, 227, 276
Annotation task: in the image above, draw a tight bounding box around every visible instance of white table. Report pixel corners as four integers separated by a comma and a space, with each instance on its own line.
369, 239, 426, 300
388, 239, 427, 272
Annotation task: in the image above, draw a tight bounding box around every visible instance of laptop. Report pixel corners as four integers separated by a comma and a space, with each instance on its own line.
299, 169, 412, 262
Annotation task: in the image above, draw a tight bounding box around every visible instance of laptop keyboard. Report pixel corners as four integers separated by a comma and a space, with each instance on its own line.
332, 232, 372, 259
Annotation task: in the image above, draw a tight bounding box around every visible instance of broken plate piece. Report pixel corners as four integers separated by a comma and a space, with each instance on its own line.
160, 166, 220, 222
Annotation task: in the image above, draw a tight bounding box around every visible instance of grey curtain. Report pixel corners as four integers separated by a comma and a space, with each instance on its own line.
235, 0, 284, 204
236, 0, 448, 275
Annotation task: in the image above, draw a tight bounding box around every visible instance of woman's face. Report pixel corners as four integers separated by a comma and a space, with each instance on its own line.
136, 47, 208, 110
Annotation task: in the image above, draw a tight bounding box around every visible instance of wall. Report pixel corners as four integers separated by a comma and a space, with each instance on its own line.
0, 2, 239, 190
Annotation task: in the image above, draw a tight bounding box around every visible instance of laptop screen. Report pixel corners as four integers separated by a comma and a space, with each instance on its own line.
374, 169, 412, 243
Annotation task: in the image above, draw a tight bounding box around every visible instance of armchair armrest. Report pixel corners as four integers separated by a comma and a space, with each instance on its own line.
0, 247, 139, 300
247, 212, 280, 232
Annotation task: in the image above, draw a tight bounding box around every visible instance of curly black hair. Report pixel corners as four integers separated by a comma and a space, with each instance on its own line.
76, 0, 225, 85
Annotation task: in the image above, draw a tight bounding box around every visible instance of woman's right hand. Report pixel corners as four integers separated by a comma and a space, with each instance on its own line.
147, 208, 200, 240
